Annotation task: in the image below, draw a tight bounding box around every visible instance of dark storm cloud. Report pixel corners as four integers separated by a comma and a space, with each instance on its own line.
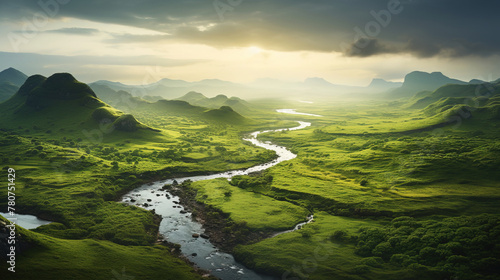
1, 0, 499, 57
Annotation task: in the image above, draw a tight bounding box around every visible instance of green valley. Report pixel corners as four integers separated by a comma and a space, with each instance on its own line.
1, 72, 499, 280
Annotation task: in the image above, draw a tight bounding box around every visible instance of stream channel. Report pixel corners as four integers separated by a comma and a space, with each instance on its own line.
122, 110, 316, 280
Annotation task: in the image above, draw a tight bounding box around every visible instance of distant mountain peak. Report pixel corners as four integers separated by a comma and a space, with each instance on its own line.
213, 94, 228, 99
304, 77, 334, 87
368, 78, 402, 89
0, 67, 28, 87
403, 71, 466, 89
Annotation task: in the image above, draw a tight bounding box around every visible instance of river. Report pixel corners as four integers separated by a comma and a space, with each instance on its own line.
122, 113, 315, 280
0, 212, 52, 229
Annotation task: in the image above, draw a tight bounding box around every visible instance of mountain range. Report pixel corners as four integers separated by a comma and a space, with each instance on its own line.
1, 68, 499, 104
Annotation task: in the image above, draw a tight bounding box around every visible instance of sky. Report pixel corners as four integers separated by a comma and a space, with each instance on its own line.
1, 0, 500, 85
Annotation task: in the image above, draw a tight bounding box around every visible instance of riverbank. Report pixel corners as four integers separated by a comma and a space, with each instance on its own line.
168, 181, 275, 253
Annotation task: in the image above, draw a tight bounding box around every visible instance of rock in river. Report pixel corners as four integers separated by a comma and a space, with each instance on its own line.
192, 233, 200, 238
200, 234, 210, 239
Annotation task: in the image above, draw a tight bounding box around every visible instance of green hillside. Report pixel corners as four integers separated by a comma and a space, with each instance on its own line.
0, 82, 18, 102
0, 73, 158, 136
202, 105, 248, 124
0, 216, 203, 279
402, 81, 500, 124
176, 91, 253, 114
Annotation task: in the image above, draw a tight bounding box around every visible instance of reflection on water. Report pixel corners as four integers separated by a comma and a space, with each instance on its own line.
276, 109, 321, 117
0, 212, 52, 229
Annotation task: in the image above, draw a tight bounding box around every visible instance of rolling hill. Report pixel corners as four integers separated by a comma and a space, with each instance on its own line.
176, 91, 253, 114
0, 73, 158, 135
89, 85, 250, 124
202, 105, 248, 124
404, 79, 500, 124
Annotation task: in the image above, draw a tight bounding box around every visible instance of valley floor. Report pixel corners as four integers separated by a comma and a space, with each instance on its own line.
1, 99, 499, 280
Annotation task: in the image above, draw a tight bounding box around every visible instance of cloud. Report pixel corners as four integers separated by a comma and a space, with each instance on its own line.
1, 0, 500, 58
45, 27, 100, 35
0, 51, 205, 69
345, 38, 395, 57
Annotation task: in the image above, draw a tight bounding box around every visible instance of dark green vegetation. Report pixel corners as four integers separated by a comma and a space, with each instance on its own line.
0, 72, 288, 279
354, 215, 500, 279
0, 216, 205, 279
188, 81, 500, 279
1, 69, 499, 279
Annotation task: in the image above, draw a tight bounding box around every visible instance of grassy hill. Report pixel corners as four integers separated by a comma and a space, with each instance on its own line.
0, 73, 158, 136
400, 80, 500, 127
408, 82, 500, 109
176, 91, 253, 114
0, 216, 204, 279
202, 105, 248, 124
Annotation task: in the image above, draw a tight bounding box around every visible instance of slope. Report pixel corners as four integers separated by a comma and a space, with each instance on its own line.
202, 105, 248, 124
389, 71, 466, 99
0, 216, 203, 280
0, 82, 18, 102
0, 67, 28, 86
176, 91, 253, 114
0, 73, 158, 137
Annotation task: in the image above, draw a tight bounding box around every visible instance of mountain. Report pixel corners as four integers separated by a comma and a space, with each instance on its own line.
368, 78, 403, 91
389, 71, 467, 98
404, 79, 500, 123
0, 68, 28, 102
146, 99, 205, 116
202, 106, 247, 124
469, 79, 487, 85
303, 77, 337, 88
0, 82, 19, 102
90, 80, 178, 99
176, 91, 207, 104
0, 67, 28, 86
176, 92, 253, 114
155, 78, 192, 88
89, 83, 150, 112
407, 80, 499, 109
0, 73, 157, 134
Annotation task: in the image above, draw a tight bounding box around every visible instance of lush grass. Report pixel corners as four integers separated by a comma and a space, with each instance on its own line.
190, 178, 309, 230
233, 212, 399, 280
0, 217, 203, 280
255, 104, 500, 216
1, 88, 499, 280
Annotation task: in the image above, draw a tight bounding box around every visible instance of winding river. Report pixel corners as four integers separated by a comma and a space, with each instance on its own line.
122, 111, 315, 280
